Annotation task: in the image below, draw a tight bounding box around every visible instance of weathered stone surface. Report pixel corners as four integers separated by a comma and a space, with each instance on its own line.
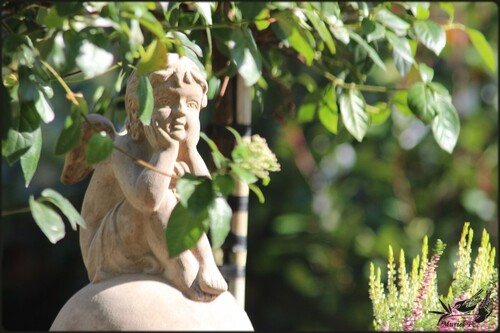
50, 274, 253, 331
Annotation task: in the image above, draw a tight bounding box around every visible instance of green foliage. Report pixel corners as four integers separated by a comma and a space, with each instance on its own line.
369, 223, 498, 331
27, 189, 86, 244
85, 132, 114, 165
0, 2, 496, 258
166, 129, 281, 256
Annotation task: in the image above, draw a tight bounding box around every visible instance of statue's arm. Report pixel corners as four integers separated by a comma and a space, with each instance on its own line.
112, 145, 179, 213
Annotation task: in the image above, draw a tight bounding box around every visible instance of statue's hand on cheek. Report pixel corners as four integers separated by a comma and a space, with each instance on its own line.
144, 121, 180, 152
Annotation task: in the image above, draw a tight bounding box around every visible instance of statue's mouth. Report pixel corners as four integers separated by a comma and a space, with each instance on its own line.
171, 117, 186, 131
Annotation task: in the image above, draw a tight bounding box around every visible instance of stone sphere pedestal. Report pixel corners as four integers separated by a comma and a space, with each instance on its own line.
50, 274, 253, 331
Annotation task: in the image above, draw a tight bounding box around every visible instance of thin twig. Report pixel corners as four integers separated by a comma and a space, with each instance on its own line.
1, 206, 31, 217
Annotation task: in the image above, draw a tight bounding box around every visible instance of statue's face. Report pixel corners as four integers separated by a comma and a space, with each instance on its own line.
151, 78, 203, 142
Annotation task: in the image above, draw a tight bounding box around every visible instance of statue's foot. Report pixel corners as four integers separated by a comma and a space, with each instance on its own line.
198, 265, 228, 296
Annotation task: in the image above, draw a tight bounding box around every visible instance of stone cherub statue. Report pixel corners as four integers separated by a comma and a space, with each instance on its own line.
60, 53, 227, 302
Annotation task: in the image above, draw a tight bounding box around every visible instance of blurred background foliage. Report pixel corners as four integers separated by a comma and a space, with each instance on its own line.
1, 1, 498, 331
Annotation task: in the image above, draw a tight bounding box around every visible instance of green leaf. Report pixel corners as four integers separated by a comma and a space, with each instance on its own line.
85, 132, 114, 165
166, 203, 209, 257
3, 102, 41, 164
230, 164, 258, 184
407, 82, 436, 124
226, 126, 244, 146
20, 127, 41, 187
439, 3, 455, 23
273, 12, 316, 65
409, 3, 430, 20
55, 2, 83, 16
418, 63, 434, 83
136, 39, 167, 76
318, 85, 339, 134
249, 183, 265, 204
213, 174, 235, 197
34, 90, 55, 124
339, 89, 369, 142
254, 8, 271, 31
194, 2, 212, 25
176, 174, 204, 207
137, 75, 154, 125
391, 90, 412, 115
169, 31, 203, 58
363, 20, 386, 43
369, 102, 391, 126
413, 20, 446, 55
29, 196, 65, 244
228, 27, 262, 86
466, 28, 496, 73
348, 31, 387, 71
136, 11, 165, 39
375, 8, 410, 35
386, 30, 414, 60
432, 95, 460, 153
297, 91, 321, 122
55, 106, 82, 155
41, 188, 86, 230
304, 9, 336, 54
296, 73, 317, 93
208, 196, 232, 248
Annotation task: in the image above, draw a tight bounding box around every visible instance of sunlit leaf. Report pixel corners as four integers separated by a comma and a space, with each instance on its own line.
20, 126, 41, 187
339, 88, 369, 142
29, 196, 65, 244
136, 39, 167, 76
55, 106, 82, 155
432, 95, 460, 153
407, 82, 437, 124
304, 9, 336, 54
208, 196, 232, 248
318, 86, 339, 134
418, 63, 434, 83
414, 20, 446, 55
41, 188, 86, 230
466, 28, 496, 73
34, 90, 55, 123
137, 75, 154, 125
213, 174, 235, 197
85, 132, 114, 165
297, 91, 321, 122
273, 12, 316, 65
386, 31, 414, 76
348, 31, 387, 71
133, 11, 165, 39
439, 2, 455, 23
375, 8, 410, 35
194, 2, 212, 25
369, 102, 391, 126
409, 2, 430, 20
363, 20, 386, 43
228, 27, 262, 86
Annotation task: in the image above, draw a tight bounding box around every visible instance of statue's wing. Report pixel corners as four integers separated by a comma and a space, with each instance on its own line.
61, 114, 116, 185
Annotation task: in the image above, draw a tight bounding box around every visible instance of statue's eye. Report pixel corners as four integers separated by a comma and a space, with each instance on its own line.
187, 101, 199, 109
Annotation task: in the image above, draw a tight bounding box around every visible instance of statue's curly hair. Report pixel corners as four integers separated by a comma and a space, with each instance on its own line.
124, 54, 208, 141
